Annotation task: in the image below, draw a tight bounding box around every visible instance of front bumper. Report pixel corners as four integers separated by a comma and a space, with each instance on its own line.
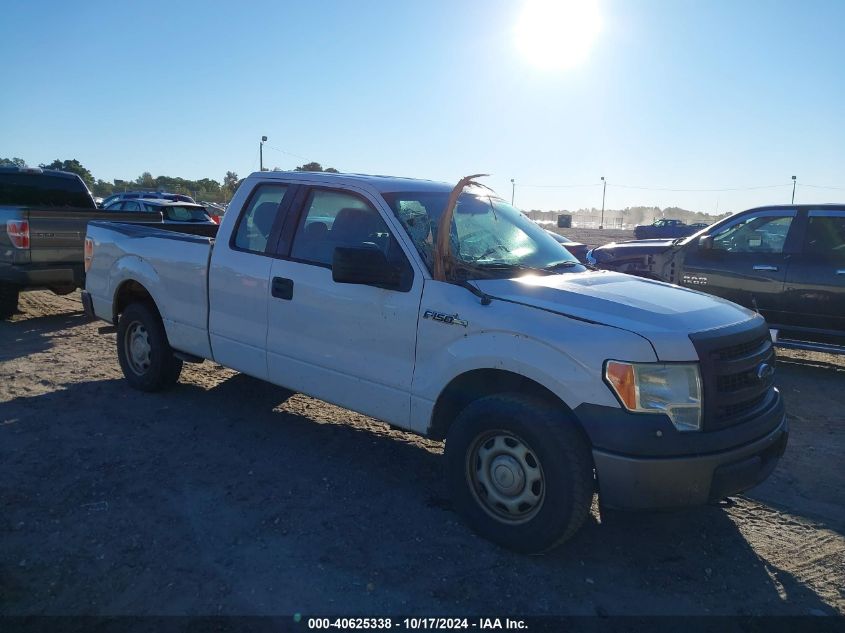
592, 412, 788, 509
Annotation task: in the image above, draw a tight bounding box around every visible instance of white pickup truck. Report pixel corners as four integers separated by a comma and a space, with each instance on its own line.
83, 171, 788, 553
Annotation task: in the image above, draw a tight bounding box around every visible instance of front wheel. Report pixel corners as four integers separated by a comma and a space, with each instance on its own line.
116, 302, 183, 392
445, 393, 594, 554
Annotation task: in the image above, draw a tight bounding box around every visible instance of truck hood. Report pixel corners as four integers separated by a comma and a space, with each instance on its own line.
591, 239, 676, 262
474, 271, 759, 361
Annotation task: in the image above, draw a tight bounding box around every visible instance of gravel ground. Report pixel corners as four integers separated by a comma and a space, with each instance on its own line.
1, 291, 843, 616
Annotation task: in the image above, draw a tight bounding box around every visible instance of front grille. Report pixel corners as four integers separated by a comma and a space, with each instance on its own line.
714, 335, 769, 361
720, 391, 768, 419
717, 366, 762, 392
690, 320, 776, 432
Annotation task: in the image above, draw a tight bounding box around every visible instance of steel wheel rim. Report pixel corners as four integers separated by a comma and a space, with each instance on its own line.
124, 321, 151, 375
466, 431, 545, 524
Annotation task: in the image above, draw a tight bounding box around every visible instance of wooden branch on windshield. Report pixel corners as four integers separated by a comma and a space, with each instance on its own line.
433, 173, 489, 281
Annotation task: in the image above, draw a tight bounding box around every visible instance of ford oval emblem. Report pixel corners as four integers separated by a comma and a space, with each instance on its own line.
757, 363, 775, 380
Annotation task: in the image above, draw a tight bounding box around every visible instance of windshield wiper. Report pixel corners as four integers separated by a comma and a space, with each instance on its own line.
452, 260, 547, 279
543, 260, 582, 271
472, 261, 545, 272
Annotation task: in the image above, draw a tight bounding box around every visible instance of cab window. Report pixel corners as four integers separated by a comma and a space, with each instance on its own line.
712, 214, 794, 253
289, 189, 393, 267
233, 184, 288, 253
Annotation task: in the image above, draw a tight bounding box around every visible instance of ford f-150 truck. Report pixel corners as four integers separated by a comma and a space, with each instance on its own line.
0, 166, 215, 319
587, 205, 845, 354
82, 171, 788, 553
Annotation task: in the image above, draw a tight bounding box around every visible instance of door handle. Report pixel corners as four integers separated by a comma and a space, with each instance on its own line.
753, 265, 778, 271
271, 277, 294, 300
837, 269, 845, 276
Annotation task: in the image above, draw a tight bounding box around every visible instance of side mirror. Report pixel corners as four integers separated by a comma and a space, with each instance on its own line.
698, 235, 714, 250
332, 247, 401, 289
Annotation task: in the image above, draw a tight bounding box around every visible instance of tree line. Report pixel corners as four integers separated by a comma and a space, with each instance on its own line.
1, 157, 339, 203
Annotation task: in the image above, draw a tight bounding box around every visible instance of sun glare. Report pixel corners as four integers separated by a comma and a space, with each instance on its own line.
515, 0, 603, 71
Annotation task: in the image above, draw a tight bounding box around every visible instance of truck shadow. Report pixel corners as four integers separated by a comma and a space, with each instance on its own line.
0, 310, 88, 361
0, 374, 836, 616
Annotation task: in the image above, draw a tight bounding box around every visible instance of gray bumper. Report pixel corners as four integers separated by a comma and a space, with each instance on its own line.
0, 262, 79, 288
593, 413, 788, 509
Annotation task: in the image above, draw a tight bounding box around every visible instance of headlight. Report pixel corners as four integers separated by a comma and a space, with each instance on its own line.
604, 361, 702, 431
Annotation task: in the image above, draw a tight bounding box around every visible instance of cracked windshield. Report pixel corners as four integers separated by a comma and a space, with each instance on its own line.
383, 190, 582, 279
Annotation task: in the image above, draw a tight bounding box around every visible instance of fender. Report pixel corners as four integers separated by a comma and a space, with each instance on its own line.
409, 327, 656, 436
110, 255, 164, 319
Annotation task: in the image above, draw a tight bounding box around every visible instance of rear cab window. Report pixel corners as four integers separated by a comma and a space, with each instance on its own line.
232, 184, 289, 254
0, 172, 96, 208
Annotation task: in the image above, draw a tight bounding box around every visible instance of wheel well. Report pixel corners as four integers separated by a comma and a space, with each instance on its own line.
113, 280, 157, 324
428, 369, 581, 440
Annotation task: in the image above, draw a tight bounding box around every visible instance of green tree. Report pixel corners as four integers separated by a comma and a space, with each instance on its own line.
39, 159, 95, 188
91, 179, 115, 197
293, 162, 339, 173
223, 171, 240, 200
0, 157, 27, 168
136, 172, 155, 188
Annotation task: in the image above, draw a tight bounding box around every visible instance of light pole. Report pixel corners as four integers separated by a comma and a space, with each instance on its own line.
791, 175, 797, 204
260, 135, 268, 171
510, 178, 515, 205
599, 176, 606, 229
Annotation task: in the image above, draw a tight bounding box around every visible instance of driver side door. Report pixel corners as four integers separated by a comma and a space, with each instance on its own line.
680, 209, 798, 324
265, 186, 422, 427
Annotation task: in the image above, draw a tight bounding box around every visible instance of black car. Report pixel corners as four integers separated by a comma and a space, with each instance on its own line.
633, 218, 697, 239
587, 204, 845, 353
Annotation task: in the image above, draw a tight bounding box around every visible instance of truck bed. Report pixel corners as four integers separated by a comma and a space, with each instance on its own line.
85, 221, 219, 360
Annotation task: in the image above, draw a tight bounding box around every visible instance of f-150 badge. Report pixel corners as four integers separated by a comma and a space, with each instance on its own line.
423, 310, 468, 327
682, 274, 708, 286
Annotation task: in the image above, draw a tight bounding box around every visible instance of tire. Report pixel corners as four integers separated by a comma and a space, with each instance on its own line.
116, 302, 183, 392
0, 283, 20, 319
445, 393, 593, 554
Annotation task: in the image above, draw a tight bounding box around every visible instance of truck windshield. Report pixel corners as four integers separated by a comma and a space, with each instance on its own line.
0, 173, 96, 209
382, 190, 583, 279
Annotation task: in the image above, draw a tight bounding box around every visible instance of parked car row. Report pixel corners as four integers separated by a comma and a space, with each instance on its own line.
0, 167, 218, 318
103, 198, 215, 224
100, 190, 195, 208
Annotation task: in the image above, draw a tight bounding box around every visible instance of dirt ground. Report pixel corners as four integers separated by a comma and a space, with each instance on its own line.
1, 291, 843, 616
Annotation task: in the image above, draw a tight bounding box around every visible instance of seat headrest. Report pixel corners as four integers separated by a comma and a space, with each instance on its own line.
252, 201, 278, 236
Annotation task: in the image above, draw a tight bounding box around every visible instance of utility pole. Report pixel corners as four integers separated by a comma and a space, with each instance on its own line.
791, 175, 797, 204
510, 178, 515, 205
599, 176, 606, 229
260, 135, 268, 171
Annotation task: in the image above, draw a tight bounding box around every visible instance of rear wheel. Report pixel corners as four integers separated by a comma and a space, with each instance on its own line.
445, 393, 594, 554
0, 283, 20, 319
116, 302, 183, 391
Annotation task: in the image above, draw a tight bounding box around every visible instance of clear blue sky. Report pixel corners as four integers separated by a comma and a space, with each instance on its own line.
2, 0, 844, 213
